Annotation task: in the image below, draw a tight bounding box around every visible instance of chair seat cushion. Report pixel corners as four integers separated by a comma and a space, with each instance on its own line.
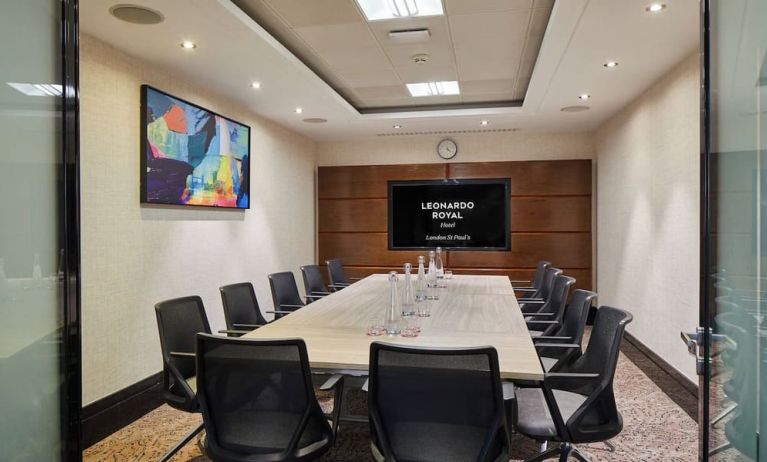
529, 330, 543, 337
515, 388, 587, 439
185, 376, 197, 394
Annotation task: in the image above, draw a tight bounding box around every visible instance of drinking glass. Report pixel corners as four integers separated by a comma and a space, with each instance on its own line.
444, 270, 453, 280
401, 317, 421, 337
417, 300, 431, 317
367, 318, 384, 336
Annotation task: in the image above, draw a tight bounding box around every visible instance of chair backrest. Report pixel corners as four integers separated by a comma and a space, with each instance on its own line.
325, 258, 349, 286
532, 260, 552, 289
154, 296, 211, 411
537, 289, 595, 362
268, 272, 304, 314
521, 267, 562, 312
368, 343, 511, 462
563, 306, 633, 442
195, 334, 332, 461
219, 282, 268, 329
300, 264, 328, 296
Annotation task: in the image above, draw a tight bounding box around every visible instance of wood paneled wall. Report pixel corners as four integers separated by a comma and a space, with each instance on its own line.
317, 160, 593, 290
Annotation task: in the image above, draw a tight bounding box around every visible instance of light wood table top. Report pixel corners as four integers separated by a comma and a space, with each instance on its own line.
245, 274, 543, 380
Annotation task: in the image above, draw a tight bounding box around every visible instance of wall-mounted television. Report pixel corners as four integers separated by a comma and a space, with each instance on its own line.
140, 85, 251, 209
388, 178, 511, 250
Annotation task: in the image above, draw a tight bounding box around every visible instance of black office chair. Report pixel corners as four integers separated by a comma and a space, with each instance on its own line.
368, 342, 512, 462
219, 282, 268, 336
519, 267, 562, 312
154, 296, 209, 462
300, 265, 332, 302
268, 272, 306, 319
525, 275, 575, 338
195, 334, 344, 462
325, 258, 361, 290
513, 260, 551, 294
533, 289, 597, 372
514, 306, 633, 462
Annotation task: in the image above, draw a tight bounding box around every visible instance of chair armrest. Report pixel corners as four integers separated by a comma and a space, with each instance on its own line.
511, 279, 531, 285
328, 283, 350, 288
527, 320, 559, 327
349, 277, 363, 281
546, 372, 599, 379
280, 304, 304, 309
305, 295, 326, 301
533, 336, 572, 342
218, 329, 251, 336
266, 310, 293, 315
319, 374, 344, 391
519, 299, 545, 304
361, 378, 369, 392
232, 323, 265, 329
526, 312, 555, 317
514, 287, 537, 292
502, 381, 515, 401
170, 351, 195, 358
534, 343, 581, 349
311, 291, 332, 296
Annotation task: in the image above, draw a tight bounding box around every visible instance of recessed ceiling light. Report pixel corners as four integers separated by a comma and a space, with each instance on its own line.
303, 118, 327, 124
604, 61, 619, 68
561, 105, 590, 113
646, 3, 666, 12
393, 124, 402, 129
295, 107, 303, 114
406, 81, 460, 97
578, 94, 591, 100
180, 40, 196, 50
480, 120, 489, 126
355, 0, 444, 21
7, 82, 63, 97
250, 81, 261, 89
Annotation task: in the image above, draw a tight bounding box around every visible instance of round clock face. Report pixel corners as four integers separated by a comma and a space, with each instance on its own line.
437, 139, 458, 159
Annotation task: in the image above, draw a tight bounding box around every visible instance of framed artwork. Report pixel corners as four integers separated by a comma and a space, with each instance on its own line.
140, 85, 250, 208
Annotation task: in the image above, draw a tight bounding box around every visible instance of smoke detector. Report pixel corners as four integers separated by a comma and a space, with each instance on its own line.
412, 53, 430, 64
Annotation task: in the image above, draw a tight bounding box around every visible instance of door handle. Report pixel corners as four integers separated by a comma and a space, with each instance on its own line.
681, 330, 699, 355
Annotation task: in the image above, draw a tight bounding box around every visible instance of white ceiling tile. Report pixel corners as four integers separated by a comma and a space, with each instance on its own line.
354, 86, 411, 99
336, 69, 402, 87
460, 79, 516, 95
260, 0, 365, 27
462, 93, 520, 103
396, 65, 458, 83
384, 44, 456, 68
367, 15, 451, 43
321, 46, 393, 71
295, 23, 378, 51
444, 0, 533, 15
533, 0, 554, 8
449, 10, 530, 47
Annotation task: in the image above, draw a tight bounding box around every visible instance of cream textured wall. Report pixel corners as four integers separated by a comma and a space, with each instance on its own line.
595, 53, 700, 383
80, 35, 317, 405
317, 131, 595, 166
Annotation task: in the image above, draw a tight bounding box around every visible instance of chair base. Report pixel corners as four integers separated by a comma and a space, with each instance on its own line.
525, 442, 590, 462
159, 422, 204, 462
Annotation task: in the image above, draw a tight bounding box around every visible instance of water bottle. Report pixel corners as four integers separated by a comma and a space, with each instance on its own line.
435, 247, 444, 279
415, 256, 427, 302
426, 251, 439, 300
385, 271, 402, 335
402, 263, 415, 316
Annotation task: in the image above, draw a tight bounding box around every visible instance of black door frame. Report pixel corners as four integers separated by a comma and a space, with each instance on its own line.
60, 0, 82, 460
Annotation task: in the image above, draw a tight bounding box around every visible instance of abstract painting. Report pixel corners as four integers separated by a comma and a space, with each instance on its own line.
140, 85, 250, 208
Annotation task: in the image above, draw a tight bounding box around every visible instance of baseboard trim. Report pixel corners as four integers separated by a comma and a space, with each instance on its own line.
622, 331, 699, 421
81, 371, 164, 448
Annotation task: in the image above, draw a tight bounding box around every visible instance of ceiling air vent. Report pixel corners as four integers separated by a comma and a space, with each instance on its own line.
376, 128, 519, 137
388, 28, 431, 43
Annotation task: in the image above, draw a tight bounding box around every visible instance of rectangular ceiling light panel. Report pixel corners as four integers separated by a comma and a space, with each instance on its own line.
7, 82, 63, 97
406, 80, 460, 97
356, 0, 444, 21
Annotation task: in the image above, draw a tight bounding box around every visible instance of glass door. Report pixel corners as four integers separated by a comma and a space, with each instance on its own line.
701, 0, 765, 459
0, 0, 80, 460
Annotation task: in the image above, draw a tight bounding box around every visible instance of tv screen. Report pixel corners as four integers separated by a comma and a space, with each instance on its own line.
140, 85, 251, 209
388, 178, 511, 250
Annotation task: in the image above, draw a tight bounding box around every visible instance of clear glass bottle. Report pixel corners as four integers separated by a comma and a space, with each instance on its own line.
435, 247, 444, 279
385, 271, 402, 335
426, 251, 439, 300
401, 263, 416, 316
415, 256, 427, 302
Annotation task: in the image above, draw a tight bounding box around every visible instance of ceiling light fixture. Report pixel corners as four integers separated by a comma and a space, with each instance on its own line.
394, 124, 402, 129
109, 4, 164, 25
180, 40, 197, 50
250, 81, 261, 89
406, 81, 460, 97
295, 107, 303, 114
561, 105, 590, 113
480, 120, 489, 126
604, 61, 619, 68
7, 82, 63, 97
355, 0, 443, 21
646, 3, 666, 12
579, 93, 591, 100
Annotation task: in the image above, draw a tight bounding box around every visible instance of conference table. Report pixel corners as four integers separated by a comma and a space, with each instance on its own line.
245, 273, 544, 381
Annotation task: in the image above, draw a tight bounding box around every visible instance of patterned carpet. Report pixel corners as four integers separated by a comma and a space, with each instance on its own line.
84, 342, 699, 462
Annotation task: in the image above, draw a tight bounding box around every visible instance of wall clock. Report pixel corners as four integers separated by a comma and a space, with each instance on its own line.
437, 138, 458, 160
